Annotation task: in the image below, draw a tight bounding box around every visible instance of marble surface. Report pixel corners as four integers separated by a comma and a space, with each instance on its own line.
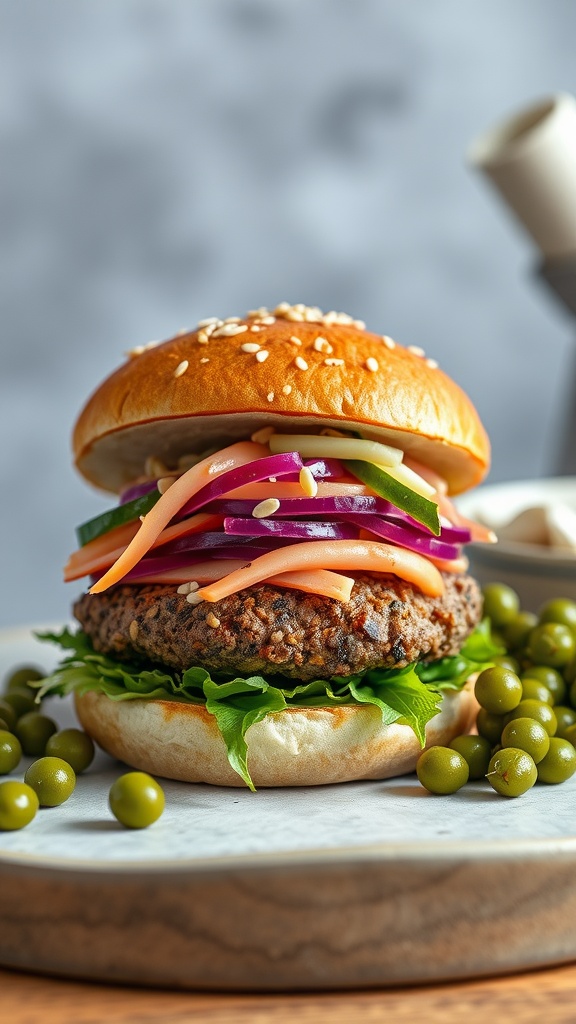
3, 2, 576, 629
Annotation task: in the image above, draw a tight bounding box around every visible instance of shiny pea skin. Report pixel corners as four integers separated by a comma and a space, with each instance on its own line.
537, 738, 576, 784
45, 729, 95, 774
476, 708, 506, 745
521, 679, 553, 705
416, 746, 469, 795
3, 690, 37, 719
522, 666, 566, 705
0, 730, 22, 774
539, 598, 576, 631
449, 735, 492, 779
502, 611, 538, 651
486, 748, 538, 797
527, 623, 575, 668
15, 713, 57, 757
553, 706, 576, 739
492, 655, 520, 673
500, 718, 550, 764
563, 723, 576, 747
475, 666, 523, 715
0, 700, 18, 732
109, 772, 165, 828
505, 699, 557, 737
482, 583, 520, 628
0, 781, 39, 830
4, 666, 44, 696
25, 757, 76, 806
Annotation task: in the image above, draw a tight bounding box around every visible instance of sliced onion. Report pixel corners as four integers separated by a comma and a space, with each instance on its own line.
223, 517, 359, 541
176, 452, 303, 521
349, 515, 461, 561
120, 480, 158, 504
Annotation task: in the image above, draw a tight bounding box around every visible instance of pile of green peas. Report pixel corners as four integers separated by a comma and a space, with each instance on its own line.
0, 665, 164, 829
417, 585, 576, 797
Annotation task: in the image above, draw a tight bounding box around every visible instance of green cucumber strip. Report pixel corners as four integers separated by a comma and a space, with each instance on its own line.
76, 490, 161, 547
343, 459, 440, 535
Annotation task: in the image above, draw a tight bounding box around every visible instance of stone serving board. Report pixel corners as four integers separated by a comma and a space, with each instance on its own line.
0, 625, 575, 991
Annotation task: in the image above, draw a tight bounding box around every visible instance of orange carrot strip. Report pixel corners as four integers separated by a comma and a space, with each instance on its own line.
66, 520, 140, 569
428, 554, 470, 575
89, 441, 268, 594
132, 560, 354, 601
194, 540, 444, 603
224, 481, 368, 500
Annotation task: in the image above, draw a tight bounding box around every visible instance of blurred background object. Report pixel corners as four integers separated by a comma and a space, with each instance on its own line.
2, 0, 576, 626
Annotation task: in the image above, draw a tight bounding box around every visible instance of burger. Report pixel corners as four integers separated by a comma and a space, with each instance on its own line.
39, 302, 498, 790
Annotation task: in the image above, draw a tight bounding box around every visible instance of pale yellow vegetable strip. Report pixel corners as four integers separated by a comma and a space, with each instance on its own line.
375, 460, 436, 498
89, 441, 269, 594
268, 433, 404, 467
131, 561, 354, 601
194, 539, 444, 603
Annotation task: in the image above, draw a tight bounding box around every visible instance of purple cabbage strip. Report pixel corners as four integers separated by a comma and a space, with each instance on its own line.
223, 517, 359, 541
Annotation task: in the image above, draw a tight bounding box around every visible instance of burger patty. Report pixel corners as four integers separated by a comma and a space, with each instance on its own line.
73, 572, 482, 681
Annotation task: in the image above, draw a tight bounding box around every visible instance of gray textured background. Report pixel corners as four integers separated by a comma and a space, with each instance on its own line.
2, 0, 576, 628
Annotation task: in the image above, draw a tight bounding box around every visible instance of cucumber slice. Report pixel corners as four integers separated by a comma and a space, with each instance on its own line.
76, 490, 161, 547
343, 460, 440, 536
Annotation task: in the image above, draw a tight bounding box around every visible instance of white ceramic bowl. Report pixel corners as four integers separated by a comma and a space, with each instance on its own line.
457, 477, 576, 612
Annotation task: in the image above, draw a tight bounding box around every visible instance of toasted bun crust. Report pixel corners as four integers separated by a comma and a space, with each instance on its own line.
73, 306, 490, 495
75, 684, 477, 788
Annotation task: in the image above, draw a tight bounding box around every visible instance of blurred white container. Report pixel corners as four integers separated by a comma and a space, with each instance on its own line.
457, 478, 576, 612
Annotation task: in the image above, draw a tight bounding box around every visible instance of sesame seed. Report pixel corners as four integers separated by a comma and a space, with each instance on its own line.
125, 339, 160, 358
241, 342, 261, 353
324, 357, 344, 367
250, 325, 261, 332
157, 476, 177, 494
426, 358, 439, 369
206, 613, 221, 629
248, 306, 270, 318
186, 591, 204, 605
295, 356, 308, 371
212, 323, 248, 338
299, 466, 318, 497
177, 328, 188, 336
197, 317, 220, 328
251, 425, 276, 444
129, 620, 139, 642
200, 357, 210, 364
365, 357, 379, 372
258, 316, 276, 325
313, 336, 333, 354
274, 302, 291, 314
289, 336, 302, 346
223, 316, 241, 324
174, 360, 189, 378
252, 498, 280, 518
145, 456, 171, 478
408, 345, 425, 357
255, 349, 269, 363
177, 581, 199, 595
282, 384, 292, 395
382, 335, 396, 349
197, 331, 210, 344
267, 391, 275, 402
285, 309, 304, 321
352, 319, 366, 330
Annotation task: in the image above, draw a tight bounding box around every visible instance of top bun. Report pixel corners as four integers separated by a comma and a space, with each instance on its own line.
73, 303, 490, 495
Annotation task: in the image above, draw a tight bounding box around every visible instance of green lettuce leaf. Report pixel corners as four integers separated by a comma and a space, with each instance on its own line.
36, 621, 501, 790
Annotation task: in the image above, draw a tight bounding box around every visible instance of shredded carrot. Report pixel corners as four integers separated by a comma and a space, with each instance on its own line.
193, 539, 444, 603
224, 481, 369, 501
428, 554, 470, 574
89, 441, 268, 594
67, 520, 141, 568
64, 513, 223, 582
131, 561, 354, 602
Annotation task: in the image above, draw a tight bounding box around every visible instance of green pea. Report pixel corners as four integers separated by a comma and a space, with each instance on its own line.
537, 738, 576, 784
502, 611, 538, 651
449, 735, 492, 779
0, 718, 11, 733
15, 713, 57, 757
0, 700, 18, 732
416, 746, 469, 795
0, 781, 39, 830
521, 679, 553, 705
526, 623, 575, 668
522, 665, 566, 704
474, 666, 523, 715
486, 748, 538, 797
3, 690, 37, 719
500, 718, 550, 764
482, 583, 520, 628
539, 598, 576, 631
563, 723, 576, 747
492, 655, 520, 673
505, 699, 557, 736
45, 729, 95, 774
109, 772, 165, 827
553, 706, 576, 740
4, 666, 44, 696
0, 730, 22, 774
476, 708, 506, 745
24, 757, 76, 807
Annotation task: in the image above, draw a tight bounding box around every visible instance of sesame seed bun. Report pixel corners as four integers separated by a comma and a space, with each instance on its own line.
74, 682, 477, 788
73, 306, 490, 495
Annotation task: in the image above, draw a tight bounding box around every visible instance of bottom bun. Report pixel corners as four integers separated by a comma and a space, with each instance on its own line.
75, 682, 478, 788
